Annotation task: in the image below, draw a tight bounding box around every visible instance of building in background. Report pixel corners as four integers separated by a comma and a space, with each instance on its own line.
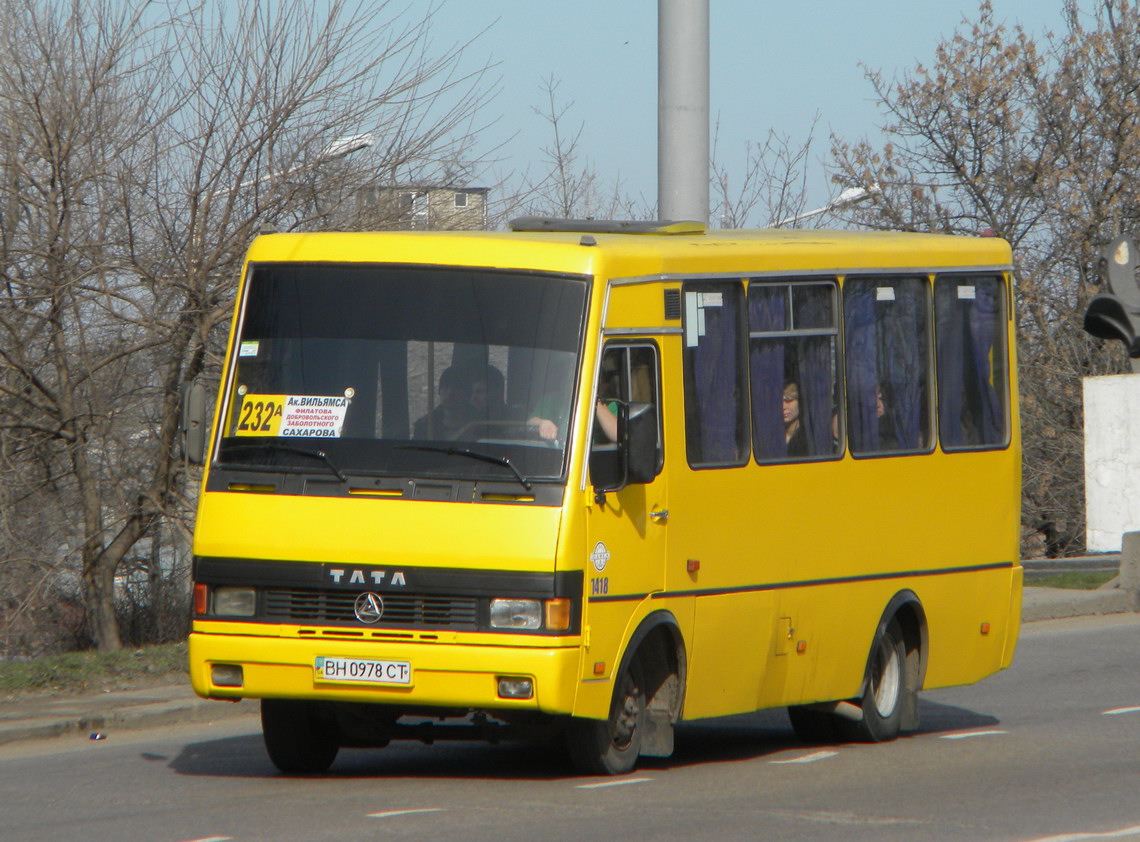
359, 185, 489, 230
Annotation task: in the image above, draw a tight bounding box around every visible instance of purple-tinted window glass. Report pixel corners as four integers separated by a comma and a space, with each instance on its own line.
935, 276, 1008, 449
844, 277, 931, 455
748, 281, 840, 462
683, 282, 748, 467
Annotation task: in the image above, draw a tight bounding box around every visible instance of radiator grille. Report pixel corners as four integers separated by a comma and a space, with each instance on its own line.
264, 588, 478, 629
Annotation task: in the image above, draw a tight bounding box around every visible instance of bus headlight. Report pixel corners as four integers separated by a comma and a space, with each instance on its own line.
489, 598, 542, 629
214, 586, 256, 617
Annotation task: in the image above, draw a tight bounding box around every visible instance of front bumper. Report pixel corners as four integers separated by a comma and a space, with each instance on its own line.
189, 628, 583, 715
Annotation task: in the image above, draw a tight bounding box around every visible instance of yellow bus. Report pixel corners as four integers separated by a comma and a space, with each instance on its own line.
187, 219, 1021, 775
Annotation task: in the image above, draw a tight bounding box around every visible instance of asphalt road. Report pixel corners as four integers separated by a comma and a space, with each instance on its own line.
2, 614, 1138, 842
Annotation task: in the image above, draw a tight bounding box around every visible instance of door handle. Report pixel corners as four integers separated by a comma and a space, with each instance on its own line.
649, 508, 669, 523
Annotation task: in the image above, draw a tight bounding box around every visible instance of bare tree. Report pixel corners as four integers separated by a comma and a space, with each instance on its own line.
0, 0, 494, 651
710, 115, 819, 229
830, 0, 1140, 555
495, 76, 651, 224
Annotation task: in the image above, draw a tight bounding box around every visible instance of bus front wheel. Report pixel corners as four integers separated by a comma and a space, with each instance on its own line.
566, 657, 647, 775
261, 699, 340, 774
845, 618, 908, 742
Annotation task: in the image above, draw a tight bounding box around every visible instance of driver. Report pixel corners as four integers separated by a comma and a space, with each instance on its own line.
469, 364, 511, 424
413, 366, 472, 440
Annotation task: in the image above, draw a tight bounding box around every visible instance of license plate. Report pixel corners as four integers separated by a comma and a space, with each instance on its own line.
315, 656, 411, 685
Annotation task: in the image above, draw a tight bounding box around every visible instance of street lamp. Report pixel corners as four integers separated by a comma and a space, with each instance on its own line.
318, 133, 374, 163
771, 183, 881, 228
226, 133, 375, 194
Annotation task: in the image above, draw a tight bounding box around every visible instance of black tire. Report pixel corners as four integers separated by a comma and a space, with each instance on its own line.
566, 657, 647, 775
261, 699, 340, 774
843, 618, 908, 743
787, 705, 843, 743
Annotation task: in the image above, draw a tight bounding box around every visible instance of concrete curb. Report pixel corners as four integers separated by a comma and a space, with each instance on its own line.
0, 690, 253, 747
1021, 586, 1139, 622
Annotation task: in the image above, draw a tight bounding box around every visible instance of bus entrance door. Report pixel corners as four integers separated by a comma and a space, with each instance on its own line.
581, 342, 668, 685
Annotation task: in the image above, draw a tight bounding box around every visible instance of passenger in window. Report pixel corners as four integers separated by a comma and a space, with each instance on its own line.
592, 358, 623, 443
470, 364, 511, 422
876, 387, 900, 450
783, 381, 808, 457
413, 365, 471, 440
594, 396, 619, 442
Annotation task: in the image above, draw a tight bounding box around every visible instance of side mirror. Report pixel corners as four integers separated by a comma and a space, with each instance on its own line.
624, 402, 657, 485
179, 379, 207, 465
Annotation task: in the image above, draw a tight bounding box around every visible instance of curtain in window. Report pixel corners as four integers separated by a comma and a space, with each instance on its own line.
845, 283, 879, 452
936, 279, 1004, 448
935, 287, 966, 447
691, 287, 744, 463
794, 286, 834, 456
749, 287, 786, 459
880, 281, 925, 450
968, 284, 1003, 444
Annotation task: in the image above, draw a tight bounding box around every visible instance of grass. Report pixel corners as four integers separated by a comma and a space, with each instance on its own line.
1026, 570, 1118, 590
0, 641, 188, 698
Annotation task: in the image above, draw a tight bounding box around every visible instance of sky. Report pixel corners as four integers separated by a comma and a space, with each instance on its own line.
430, 0, 1071, 222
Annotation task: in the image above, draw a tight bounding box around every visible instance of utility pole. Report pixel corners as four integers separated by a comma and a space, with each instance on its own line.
658, 0, 709, 224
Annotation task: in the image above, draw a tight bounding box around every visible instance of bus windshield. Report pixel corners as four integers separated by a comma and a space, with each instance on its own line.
216, 263, 589, 485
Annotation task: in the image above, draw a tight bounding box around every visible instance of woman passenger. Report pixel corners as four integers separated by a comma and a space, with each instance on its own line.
784, 381, 807, 457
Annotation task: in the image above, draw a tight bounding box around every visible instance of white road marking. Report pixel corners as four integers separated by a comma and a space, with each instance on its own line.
770, 750, 839, 764
1020, 823, 1140, 842
939, 729, 1009, 740
576, 777, 653, 789
179, 838, 232, 842
368, 808, 445, 818
1102, 706, 1140, 716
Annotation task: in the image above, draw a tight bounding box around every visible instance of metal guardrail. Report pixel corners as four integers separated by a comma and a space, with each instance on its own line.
1023, 554, 1121, 582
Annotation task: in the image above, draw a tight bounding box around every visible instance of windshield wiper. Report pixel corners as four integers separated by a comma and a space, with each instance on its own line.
397, 445, 533, 491
220, 442, 347, 482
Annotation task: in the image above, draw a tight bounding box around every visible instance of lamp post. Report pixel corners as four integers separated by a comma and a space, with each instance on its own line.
228, 133, 375, 194
771, 183, 881, 229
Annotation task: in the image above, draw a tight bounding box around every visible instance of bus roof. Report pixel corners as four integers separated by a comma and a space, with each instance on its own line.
243, 225, 1013, 280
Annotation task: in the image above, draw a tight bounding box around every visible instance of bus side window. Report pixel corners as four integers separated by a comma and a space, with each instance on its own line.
748, 280, 841, 462
935, 276, 1009, 449
682, 282, 749, 467
590, 343, 663, 486
844, 277, 932, 455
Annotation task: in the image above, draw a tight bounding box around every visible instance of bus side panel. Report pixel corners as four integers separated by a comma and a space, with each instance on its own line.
1002, 564, 1024, 668
919, 566, 1022, 689
663, 446, 1019, 719
682, 592, 775, 719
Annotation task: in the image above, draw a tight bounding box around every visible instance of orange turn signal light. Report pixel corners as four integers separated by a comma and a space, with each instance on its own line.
545, 598, 571, 631
193, 583, 209, 615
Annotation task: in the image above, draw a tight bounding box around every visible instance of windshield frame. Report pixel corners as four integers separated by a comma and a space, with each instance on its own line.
211, 260, 592, 490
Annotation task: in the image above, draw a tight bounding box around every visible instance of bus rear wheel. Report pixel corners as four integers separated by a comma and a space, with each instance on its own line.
844, 618, 908, 742
566, 658, 647, 775
261, 699, 340, 774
